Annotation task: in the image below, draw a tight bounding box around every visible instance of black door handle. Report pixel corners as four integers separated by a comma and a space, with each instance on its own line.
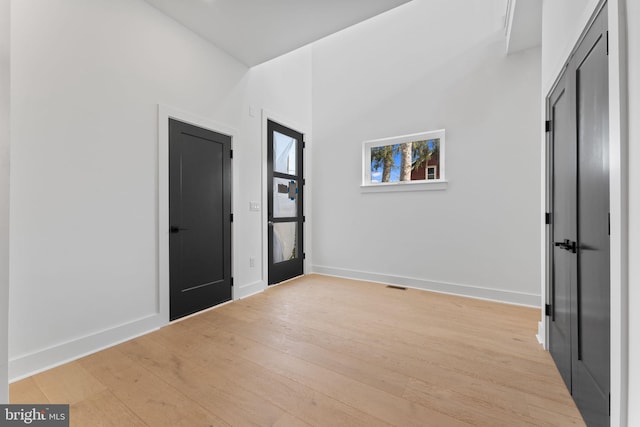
170, 226, 188, 233
554, 239, 577, 253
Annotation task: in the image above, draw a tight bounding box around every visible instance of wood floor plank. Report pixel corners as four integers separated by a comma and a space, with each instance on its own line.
402, 376, 534, 427
133, 327, 391, 427
202, 310, 575, 426
256, 283, 545, 360
212, 309, 571, 425
114, 335, 288, 426
225, 295, 550, 377
32, 361, 106, 404
224, 280, 569, 403
273, 412, 313, 427
9, 274, 584, 426
183, 323, 471, 426
70, 390, 148, 427
198, 311, 411, 398
78, 347, 229, 427
8, 377, 50, 404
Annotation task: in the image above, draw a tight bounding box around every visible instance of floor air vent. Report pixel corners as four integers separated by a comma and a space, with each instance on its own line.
386, 285, 407, 290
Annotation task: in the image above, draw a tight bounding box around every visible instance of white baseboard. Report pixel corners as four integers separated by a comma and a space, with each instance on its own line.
536, 320, 546, 347
236, 280, 265, 300
9, 314, 164, 382
311, 265, 541, 307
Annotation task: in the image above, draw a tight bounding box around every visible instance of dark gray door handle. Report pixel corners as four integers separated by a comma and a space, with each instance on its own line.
554, 239, 577, 253
170, 226, 188, 233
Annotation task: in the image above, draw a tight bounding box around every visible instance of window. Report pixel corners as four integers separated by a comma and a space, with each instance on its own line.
427, 166, 437, 180
362, 129, 446, 192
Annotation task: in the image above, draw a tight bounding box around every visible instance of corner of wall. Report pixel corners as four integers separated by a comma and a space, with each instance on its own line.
0, 0, 10, 405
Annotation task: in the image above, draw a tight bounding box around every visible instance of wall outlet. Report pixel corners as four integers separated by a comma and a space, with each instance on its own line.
249, 201, 260, 211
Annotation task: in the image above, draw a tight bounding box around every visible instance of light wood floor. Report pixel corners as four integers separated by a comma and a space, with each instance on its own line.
10, 274, 585, 426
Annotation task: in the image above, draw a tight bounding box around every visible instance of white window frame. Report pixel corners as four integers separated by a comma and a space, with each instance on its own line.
361, 129, 447, 193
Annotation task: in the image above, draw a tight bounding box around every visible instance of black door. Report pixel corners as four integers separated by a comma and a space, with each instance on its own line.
573, 7, 610, 424
549, 70, 576, 392
169, 118, 232, 320
267, 120, 304, 285
546, 5, 609, 426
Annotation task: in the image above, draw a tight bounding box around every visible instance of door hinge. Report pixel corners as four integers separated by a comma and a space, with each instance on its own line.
230, 213, 234, 222
303, 140, 306, 149
303, 253, 306, 260
545, 304, 552, 316
303, 216, 306, 222
606, 31, 609, 56
230, 149, 233, 159
608, 212, 611, 235
545, 120, 552, 133
303, 179, 306, 186
545, 212, 551, 225
230, 277, 234, 287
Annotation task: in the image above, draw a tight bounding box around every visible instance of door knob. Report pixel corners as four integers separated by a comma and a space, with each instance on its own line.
170, 226, 188, 233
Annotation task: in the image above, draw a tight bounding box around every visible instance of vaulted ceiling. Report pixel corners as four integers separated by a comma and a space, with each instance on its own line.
144, 0, 413, 67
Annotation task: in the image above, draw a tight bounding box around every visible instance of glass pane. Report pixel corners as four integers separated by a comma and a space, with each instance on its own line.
273, 222, 297, 263
273, 177, 297, 218
427, 166, 437, 180
370, 138, 440, 183
274, 131, 297, 175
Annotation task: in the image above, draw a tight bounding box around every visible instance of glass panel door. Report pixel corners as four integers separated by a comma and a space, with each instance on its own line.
267, 120, 304, 284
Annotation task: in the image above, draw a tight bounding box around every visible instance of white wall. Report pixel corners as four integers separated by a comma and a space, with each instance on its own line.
0, 0, 9, 405
311, 0, 542, 306
9, 0, 244, 378
9, 0, 312, 380
238, 47, 313, 298
626, 0, 640, 424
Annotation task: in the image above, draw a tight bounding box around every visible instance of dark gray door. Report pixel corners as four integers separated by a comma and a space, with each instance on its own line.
549, 71, 576, 392
267, 120, 304, 285
546, 4, 609, 426
573, 7, 610, 424
169, 118, 232, 320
